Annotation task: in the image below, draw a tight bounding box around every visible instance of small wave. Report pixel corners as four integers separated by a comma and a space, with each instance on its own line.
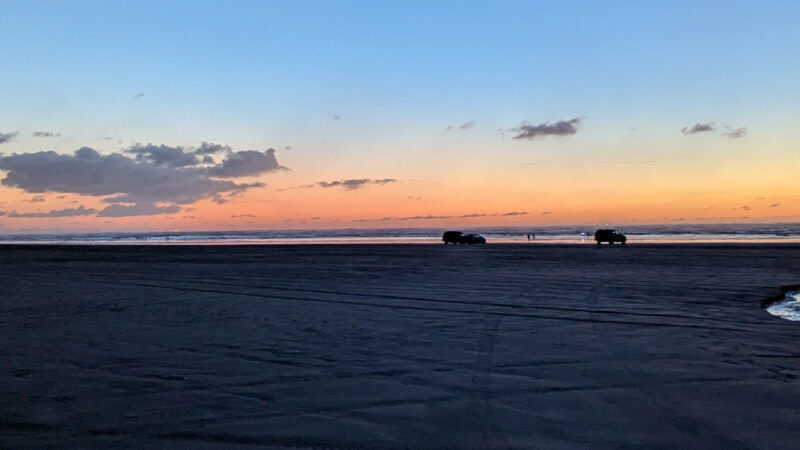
766, 292, 800, 322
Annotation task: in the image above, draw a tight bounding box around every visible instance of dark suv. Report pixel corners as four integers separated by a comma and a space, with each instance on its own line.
594, 229, 626, 245
443, 231, 486, 245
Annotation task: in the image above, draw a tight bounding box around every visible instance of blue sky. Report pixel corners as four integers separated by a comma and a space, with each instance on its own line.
1, 1, 798, 230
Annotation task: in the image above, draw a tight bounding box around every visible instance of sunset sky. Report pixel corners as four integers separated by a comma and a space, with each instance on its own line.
1, 1, 798, 232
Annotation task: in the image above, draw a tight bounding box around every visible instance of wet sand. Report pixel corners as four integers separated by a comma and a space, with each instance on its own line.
2, 244, 799, 448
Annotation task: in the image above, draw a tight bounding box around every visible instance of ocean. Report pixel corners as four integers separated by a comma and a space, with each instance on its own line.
1, 223, 799, 244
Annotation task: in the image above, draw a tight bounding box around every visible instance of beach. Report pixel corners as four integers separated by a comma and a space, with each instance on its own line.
2, 243, 799, 448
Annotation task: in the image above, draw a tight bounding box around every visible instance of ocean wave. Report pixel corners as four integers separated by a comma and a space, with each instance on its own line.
766, 291, 800, 322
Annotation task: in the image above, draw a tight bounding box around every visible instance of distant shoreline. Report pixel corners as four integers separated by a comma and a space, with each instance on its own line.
3, 241, 800, 248
1, 223, 799, 245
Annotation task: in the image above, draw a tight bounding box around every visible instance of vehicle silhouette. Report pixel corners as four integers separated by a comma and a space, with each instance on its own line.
594, 229, 627, 245
442, 231, 486, 244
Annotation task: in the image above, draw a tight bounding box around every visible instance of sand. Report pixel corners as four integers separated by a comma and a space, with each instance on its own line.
1, 243, 799, 448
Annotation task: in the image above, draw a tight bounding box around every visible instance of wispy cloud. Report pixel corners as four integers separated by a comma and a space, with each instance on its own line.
446, 120, 475, 131
131, 93, 145, 100
770, 203, 780, 208
97, 203, 180, 217
356, 211, 528, 222
32, 131, 61, 138
316, 178, 397, 190
331, 113, 341, 121
0, 131, 18, 144
6, 205, 96, 218
231, 213, 257, 218
509, 118, 582, 140
681, 122, 715, 135
722, 127, 747, 138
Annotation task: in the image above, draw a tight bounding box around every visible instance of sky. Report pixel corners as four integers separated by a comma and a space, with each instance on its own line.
1, 0, 798, 232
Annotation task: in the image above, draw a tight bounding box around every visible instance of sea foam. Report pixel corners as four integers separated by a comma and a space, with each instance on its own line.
766, 292, 800, 322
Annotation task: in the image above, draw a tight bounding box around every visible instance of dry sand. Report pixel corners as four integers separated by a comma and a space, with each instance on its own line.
1, 244, 799, 448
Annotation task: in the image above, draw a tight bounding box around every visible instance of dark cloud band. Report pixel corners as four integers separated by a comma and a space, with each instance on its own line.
316, 178, 397, 190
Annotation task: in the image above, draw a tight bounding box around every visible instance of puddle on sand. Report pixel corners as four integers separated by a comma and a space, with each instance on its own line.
766, 291, 800, 321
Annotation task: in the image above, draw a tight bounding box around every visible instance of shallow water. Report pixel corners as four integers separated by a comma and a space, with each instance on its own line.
766, 292, 800, 321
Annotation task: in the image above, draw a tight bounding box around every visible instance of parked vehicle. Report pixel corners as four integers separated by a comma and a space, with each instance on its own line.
442, 231, 486, 244
594, 229, 627, 245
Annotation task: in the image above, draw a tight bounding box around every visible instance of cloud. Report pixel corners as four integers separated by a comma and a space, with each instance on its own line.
127, 144, 199, 168
97, 203, 180, 217
408, 195, 422, 201
32, 131, 61, 138
395, 215, 453, 221
0, 144, 283, 216
723, 127, 747, 138
446, 120, 475, 131
208, 149, 286, 178
7, 205, 96, 218
540, 211, 551, 215
0, 131, 18, 144
740, 205, 751, 211
331, 114, 341, 121
681, 122, 715, 135
131, 93, 145, 100
502, 211, 529, 216
231, 213, 257, 218
510, 118, 582, 140
770, 203, 780, 208
195, 142, 231, 154
316, 178, 397, 190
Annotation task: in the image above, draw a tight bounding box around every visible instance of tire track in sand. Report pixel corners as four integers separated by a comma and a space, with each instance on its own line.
585, 283, 748, 448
